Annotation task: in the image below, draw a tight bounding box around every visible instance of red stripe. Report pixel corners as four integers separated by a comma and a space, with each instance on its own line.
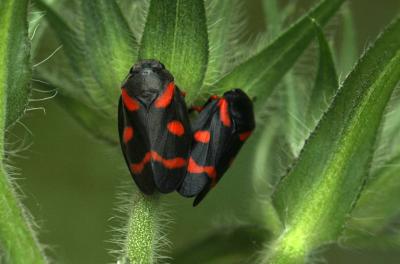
122, 88, 140, 111
194, 130, 210, 143
131, 152, 152, 174
187, 157, 217, 183
130, 151, 186, 174
155, 82, 175, 108
151, 151, 186, 170
218, 98, 231, 127
239, 131, 252, 141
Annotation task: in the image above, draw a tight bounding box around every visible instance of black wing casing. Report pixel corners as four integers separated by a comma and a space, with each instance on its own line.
178, 89, 255, 206
118, 60, 191, 194
118, 97, 156, 194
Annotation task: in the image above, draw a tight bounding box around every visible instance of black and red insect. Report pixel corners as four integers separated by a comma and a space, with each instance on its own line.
178, 89, 255, 206
118, 60, 191, 194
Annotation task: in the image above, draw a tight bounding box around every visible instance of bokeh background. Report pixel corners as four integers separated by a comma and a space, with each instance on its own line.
12, 0, 400, 263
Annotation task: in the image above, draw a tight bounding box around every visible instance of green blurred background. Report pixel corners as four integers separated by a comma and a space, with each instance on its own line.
13, 0, 400, 263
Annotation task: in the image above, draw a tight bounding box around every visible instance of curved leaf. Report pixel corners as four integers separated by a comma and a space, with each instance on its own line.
344, 86, 400, 244
116, 0, 150, 42
139, 0, 208, 103
268, 17, 400, 263
213, 0, 344, 102
33, 0, 96, 103
306, 21, 338, 127
81, 0, 137, 107
344, 154, 400, 244
36, 0, 138, 115
203, 0, 246, 86
339, 4, 358, 77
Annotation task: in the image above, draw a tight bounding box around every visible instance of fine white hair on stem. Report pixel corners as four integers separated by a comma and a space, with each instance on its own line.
29, 90, 58, 102
25, 107, 46, 115
33, 45, 63, 68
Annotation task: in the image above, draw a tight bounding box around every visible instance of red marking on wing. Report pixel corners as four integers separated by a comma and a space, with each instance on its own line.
187, 157, 217, 182
123, 127, 134, 143
239, 131, 252, 141
210, 95, 220, 100
155, 82, 175, 108
131, 152, 152, 174
167, 120, 185, 136
151, 151, 186, 170
218, 98, 231, 127
194, 130, 210, 143
130, 151, 186, 174
122, 88, 140, 111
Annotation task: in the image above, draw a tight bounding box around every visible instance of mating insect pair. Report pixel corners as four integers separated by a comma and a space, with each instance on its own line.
118, 60, 255, 206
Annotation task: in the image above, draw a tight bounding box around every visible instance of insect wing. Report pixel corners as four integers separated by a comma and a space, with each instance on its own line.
118, 97, 156, 194
148, 85, 192, 193
179, 89, 255, 206
178, 100, 219, 198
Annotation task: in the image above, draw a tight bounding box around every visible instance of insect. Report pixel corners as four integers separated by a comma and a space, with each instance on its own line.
178, 89, 255, 206
118, 60, 191, 194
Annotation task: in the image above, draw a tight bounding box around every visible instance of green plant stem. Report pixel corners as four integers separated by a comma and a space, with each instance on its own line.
127, 193, 160, 264
0, 0, 46, 262
0, 166, 46, 264
265, 230, 308, 264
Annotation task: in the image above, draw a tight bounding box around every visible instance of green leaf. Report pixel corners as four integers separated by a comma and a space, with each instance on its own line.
36, 0, 137, 113
267, 17, 400, 263
343, 87, 400, 244
116, 0, 150, 42
344, 154, 400, 244
33, 0, 94, 101
203, 0, 245, 86
306, 20, 338, 127
339, 4, 358, 78
250, 122, 284, 236
33, 76, 118, 145
0, 0, 47, 262
81, 0, 138, 108
262, 0, 283, 38
251, 122, 281, 193
371, 86, 400, 167
139, 0, 209, 103
213, 0, 344, 102
261, 0, 301, 156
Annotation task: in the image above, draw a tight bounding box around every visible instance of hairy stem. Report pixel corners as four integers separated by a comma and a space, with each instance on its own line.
0, 166, 47, 264
0, 0, 46, 262
263, 230, 308, 264
126, 193, 160, 264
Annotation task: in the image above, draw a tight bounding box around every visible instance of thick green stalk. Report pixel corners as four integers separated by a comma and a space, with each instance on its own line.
0, 0, 46, 263
0, 168, 46, 263
126, 193, 160, 264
